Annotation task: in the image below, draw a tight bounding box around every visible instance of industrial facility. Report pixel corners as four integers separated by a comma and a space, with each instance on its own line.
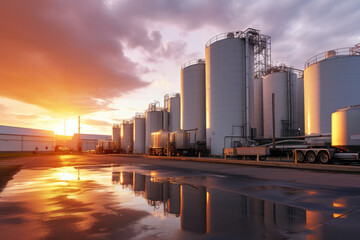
0, 125, 55, 152
2, 27, 358, 163
105, 28, 359, 162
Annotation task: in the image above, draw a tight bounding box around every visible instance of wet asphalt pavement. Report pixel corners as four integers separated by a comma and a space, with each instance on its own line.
0, 154, 360, 239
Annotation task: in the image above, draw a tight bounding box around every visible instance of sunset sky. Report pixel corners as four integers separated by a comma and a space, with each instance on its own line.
0, 0, 359, 136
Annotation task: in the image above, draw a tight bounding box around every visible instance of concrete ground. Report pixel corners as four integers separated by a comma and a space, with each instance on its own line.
0, 154, 359, 239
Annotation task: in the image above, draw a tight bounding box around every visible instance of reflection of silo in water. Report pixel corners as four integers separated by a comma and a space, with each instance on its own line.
249, 198, 265, 228
181, 185, 206, 233
145, 176, 163, 202
112, 171, 120, 183
274, 203, 306, 233
120, 171, 133, 187
167, 183, 180, 215
206, 188, 248, 234
133, 173, 145, 192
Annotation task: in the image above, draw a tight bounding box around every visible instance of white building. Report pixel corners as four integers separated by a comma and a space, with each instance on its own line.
0, 125, 55, 152
71, 133, 111, 151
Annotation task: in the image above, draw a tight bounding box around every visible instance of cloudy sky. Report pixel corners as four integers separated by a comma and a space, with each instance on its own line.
0, 0, 359, 135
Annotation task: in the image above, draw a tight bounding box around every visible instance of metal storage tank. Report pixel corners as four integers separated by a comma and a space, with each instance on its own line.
206, 30, 255, 155
304, 44, 360, 135
133, 113, 145, 154
162, 110, 169, 131
170, 129, 190, 149
151, 130, 169, 148
121, 120, 133, 153
112, 124, 121, 150
254, 77, 264, 137
165, 93, 181, 132
145, 102, 163, 153
263, 67, 298, 138
331, 105, 360, 151
181, 59, 206, 144
297, 77, 305, 135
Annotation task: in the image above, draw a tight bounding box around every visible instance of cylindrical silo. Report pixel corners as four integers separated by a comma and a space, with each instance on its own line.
162, 110, 169, 131
133, 114, 145, 154
254, 77, 264, 137
297, 77, 305, 135
167, 94, 180, 132
181, 59, 206, 144
145, 103, 163, 153
112, 124, 121, 150
263, 68, 298, 138
304, 45, 360, 135
121, 120, 133, 153
206, 31, 255, 155
331, 105, 360, 152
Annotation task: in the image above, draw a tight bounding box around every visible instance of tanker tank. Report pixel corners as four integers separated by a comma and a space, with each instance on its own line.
331, 105, 360, 152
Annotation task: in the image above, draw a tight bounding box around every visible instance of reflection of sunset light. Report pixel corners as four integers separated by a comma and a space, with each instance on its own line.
333, 213, 347, 218
307, 190, 317, 195
333, 202, 345, 208
151, 171, 157, 181
58, 172, 77, 181
120, 171, 123, 184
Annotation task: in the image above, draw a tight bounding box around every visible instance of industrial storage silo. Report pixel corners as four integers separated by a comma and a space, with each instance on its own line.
121, 120, 133, 153
206, 30, 256, 155
331, 105, 360, 152
181, 59, 206, 144
162, 109, 169, 131
304, 44, 360, 135
112, 124, 121, 150
263, 67, 298, 138
165, 93, 181, 132
297, 77, 305, 135
133, 113, 145, 154
145, 102, 163, 153
254, 77, 264, 137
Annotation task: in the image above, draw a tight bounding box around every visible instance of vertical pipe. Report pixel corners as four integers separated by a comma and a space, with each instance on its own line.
245, 32, 250, 143
272, 93, 276, 150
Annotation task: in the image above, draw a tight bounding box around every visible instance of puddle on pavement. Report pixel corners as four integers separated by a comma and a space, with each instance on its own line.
0, 164, 359, 239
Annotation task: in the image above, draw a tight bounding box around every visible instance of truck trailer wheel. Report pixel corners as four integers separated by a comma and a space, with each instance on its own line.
296, 151, 305, 163
306, 151, 317, 163
318, 152, 330, 164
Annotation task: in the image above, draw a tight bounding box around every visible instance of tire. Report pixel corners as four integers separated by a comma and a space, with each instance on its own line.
306, 151, 317, 163
296, 151, 305, 163
318, 152, 330, 164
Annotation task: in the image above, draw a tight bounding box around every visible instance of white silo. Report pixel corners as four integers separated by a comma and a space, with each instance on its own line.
133, 113, 145, 154
121, 120, 133, 153
297, 77, 305, 135
181, 59, 206, 144
145, 102, 163, 153
304, 44, 360, 135
263, 67, 298, 138
254, 77, 264, 137
165, 93, 181, 132
112, 124, 121, 150
206, 30, 256, 155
